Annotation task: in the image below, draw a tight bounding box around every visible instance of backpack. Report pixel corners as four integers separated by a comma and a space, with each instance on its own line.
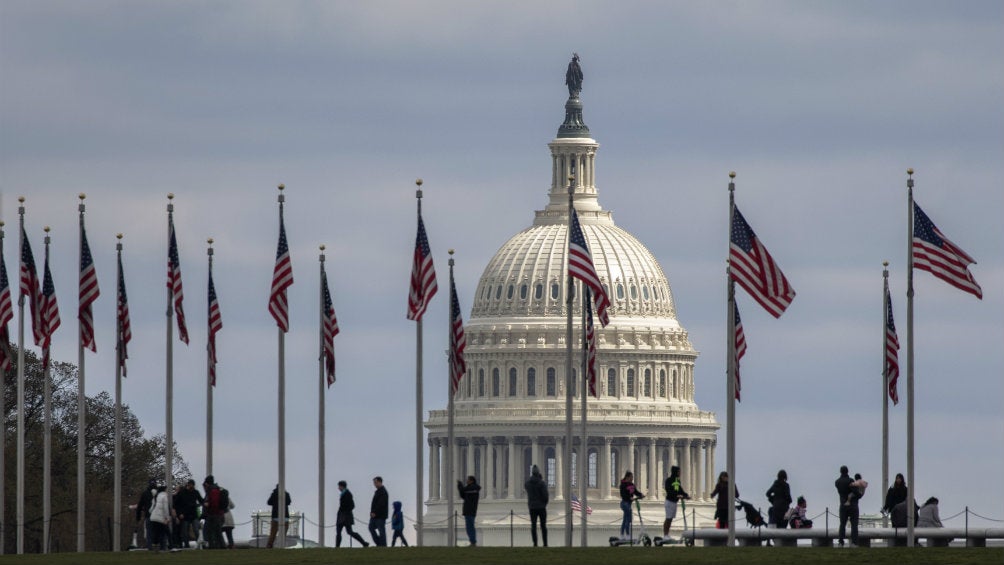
218, 487, 230, 511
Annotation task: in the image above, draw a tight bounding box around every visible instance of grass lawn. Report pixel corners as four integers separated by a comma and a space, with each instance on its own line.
1, 547, 1001, 565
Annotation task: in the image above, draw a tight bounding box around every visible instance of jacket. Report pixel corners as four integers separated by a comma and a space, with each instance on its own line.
458, 481, 481, 517
766, 479, 792, 516
917, 502, 942, 527
371, 486, 389, 520
619, 479, 643, 503
711, 481, 738, 510
391, 501, 404, 531
223, 498, 236, 529
205, 485, 226, 517
664, 474, 689, 501
525, 473, 549, 510
136, 483, 155, 521
176, 487, 204, 521
337, 489, 356, 527
883, 484, 908, 513
268, 487, 292, 519
149, 490, 171, 525
835, 473, 853, 505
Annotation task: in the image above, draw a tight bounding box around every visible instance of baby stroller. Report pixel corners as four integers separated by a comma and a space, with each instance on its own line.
737, 498, 766, 528
609, 497, 653, 547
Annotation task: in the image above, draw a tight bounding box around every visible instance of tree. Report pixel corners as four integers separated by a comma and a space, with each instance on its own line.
3, 347, 189, 552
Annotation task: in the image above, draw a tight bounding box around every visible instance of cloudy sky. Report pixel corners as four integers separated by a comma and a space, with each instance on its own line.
2, 0, 1001, 543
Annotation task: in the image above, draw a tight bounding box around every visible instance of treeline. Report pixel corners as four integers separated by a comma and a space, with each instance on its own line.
2, 347, 188, 552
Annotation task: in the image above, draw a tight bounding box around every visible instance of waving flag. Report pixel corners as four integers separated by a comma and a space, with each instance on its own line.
585, 289, 598, 398
321, 263, 339, 386
269, 207, 293, 331
912, 202, 982, 299
117, 250, 131, 377
729, 206, 795, 317
407, 214, 438, 321
569, 208, 610, 326
884, 285, 900, 405
79, 223, 99, 352
571, 494, 592, 515
733, 301, 746, 402
20, 226, 43, 346
449, 277, 467, 395
207, 266, 222, 386
0, 242, 13, 372
167, 216, 189, 344
40, 249, 61, 369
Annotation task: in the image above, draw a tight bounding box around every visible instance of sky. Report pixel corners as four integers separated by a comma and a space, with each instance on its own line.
1, 0, 1002, 544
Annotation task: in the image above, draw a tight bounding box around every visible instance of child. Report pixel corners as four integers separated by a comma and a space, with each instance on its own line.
786, 496, 813, 529
845, 474, 868, 506
391, 501, 408, 547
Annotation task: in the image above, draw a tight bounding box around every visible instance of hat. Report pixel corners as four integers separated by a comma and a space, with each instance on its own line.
531, 464, 540, 475
203, 475, 215, 485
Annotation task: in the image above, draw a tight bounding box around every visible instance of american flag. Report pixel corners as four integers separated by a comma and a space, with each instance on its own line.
321, 263, 339, 387
884, 285, 900, 405
79, 222, 99, 352
20, 226, 43, 346
571, 494, 592, 515
449, 277, 467, 396
207, 264, 222, 387
729, 206, 795, 318
733, 301, 747, 402
584, 289, 598, 398
116, 250, 131, 377
40, 246, 61, 370
568, 208, 610, 326
269, 207, 293, 332
168, 216, 189, 344
0, 241, 13, 372
406, 214, 437, 321
912, 202, 982, 299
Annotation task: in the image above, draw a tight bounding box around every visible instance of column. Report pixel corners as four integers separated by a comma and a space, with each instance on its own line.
601, 438, 612, 499
507, 436, 517, 499
432, 438, 441, 500
531, 436, 540, 471
649, 439, 659, 496
485, 439, 494, 500
694, 441, 703, 500
554, 436, 564, 500
703, 440, 712, 500
626, 437, 636, 476
681, 438, 692, 496
466, 437, 475, 481
708, 441, 716, 502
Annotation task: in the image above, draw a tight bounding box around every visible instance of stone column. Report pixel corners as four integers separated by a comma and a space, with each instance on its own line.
429, 438, 439, 500
601, 438, 612, 499
466, 438, 475, 481
554, 436, 564, 500
649, 439, 659, 497
681, 438, 692, 496
531, 436, 540, 473
693, 441, 703, 500
507, 436, 517, 499
485, 439, 494, 500
703, 440, 712, 500
626, 437, 636, 477
709, 441, 716, 501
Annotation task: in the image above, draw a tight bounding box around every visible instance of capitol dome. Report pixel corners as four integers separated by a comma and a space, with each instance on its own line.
424, 62, 719, 546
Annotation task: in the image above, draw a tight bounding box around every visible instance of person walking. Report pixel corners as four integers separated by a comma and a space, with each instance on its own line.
369, 476, 389, 547
710, 471, 738, 529
835, 465, 858, 547
618, 471, 644, 542
202, 475, 226, 549
390, 501, 408, 547
335, 480, 369, 548
266, 484, 292, 549
766, 469, 793, 529
524, 464, 549, 547
663, 465, 689, 537
457, 476, 481, 546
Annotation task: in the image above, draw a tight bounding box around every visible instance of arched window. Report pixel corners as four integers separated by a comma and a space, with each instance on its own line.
644, 369, 652, 397
630, 285, 638, 300
551, 283, 560, 300
520, 284, 528, 299
495, 286, 502, 300
492, 368, 500, 397
588, 449, 598, 488
616, 284, 625, 299
482, 286, 488, 300
659, 369, 666, 398
478, 369, 485, 397
509, 368, 518, 396
652, 286, 659, 300
546, 447, 556, 487
527, 368, 536, 396
626, 369, 635, 396
507, 285, 514, 300
642, 286, 650, 300
535, 284, 543, 300
607, 368, 616, 397
546, 368, 557, 397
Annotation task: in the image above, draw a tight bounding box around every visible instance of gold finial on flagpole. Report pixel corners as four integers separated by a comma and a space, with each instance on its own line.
44, 226, 50, 233
906, 168, 913, 177
168, 193, 174, 200
883, 261, 889, 268
416, 178, 423, 199
729, 171, 736, 179
79, 193, 86, 201
207, 238, 214, 245
319, 244, 326, 251
906, 169, 914, 190
117, 233, 123, 240
18, 196, 25, 203
277, 183, 285, 204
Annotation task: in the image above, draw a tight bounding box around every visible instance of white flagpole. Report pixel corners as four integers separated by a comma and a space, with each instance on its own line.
42, 227, 52, 554
206, 239, 214, 477
77, 194, 87, 552
277, 184, 288, 550
0, 220, 6, 556
414, 179, 425, 547
726, 172, 737, 548
165, 194, 175, 523
905, 169, 916, 547
446, 250, 456, 547
317, 245, 326, 547
563, 174, 574, 547
882, 261, 890, 528
16, 196, 26, 554
579, 288, 588, 546
113, 234, 124, 551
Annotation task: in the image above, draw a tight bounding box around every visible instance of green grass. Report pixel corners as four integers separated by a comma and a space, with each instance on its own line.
1, 547, 1001, 565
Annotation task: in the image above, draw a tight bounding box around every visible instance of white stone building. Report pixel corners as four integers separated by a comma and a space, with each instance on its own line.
423, 68, 719, 546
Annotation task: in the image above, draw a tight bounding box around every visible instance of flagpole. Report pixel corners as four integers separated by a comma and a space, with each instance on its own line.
414, 179, 425, 547
446, 249, 456, 547
165, 194, 175, 517
113, 234, 124, 552
77, 194, 87, 552
277, 184, 288, 550
16, 196, 26, 554
0, 219, 6, 556
905, 169, 916, 547
42, 226, 52, 554
726, 171, 737, 548
564, 174, 574, 547
579, 288, 588, 546
317, 244, 326, 547
881, 261, 890, 528
206, 239, 214, 476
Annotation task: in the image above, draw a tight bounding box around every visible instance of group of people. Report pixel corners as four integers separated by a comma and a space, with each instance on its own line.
133, 475, 234, 552
335, 476, 410, 548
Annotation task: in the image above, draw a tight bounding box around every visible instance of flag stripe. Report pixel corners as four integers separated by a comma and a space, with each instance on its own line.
884, 285, 900, 405
449, 278, 467, 395
168, 216, 190, 344
911, 202, 981, 299
321, 263, 339, 386
729, 206, 795, 318
269, 208, 294, 331
407, 215, 438, 321
79, 222, 100, 352
0, 240, 14, 372
568, 208, 611, 326
117, 250, 131, 377
734, 301, 746, 402
40, 246, 61, 370
585, 289, 598, 398
208, 264, 222, 387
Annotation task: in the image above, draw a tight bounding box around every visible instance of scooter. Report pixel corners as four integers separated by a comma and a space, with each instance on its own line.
608, 497, 652, 547
653, 497, 694, 547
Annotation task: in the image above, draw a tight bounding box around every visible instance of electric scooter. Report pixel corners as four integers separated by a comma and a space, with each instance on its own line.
653, 496, 694, 547
608, 497, 652, 547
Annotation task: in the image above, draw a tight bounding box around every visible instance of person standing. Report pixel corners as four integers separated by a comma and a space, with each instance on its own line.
882, 473, 908, 517
525, 464, 549, 547
134, 478, 157, 550
202, 475, 226, 549
663, 465, 689, 537
710, 471, 738, 529
175, 479, 204, 548
618, 471, 645, 541
222, 494, 236, 549
335, 480, 369, 548
369, 476, 389, 547
266, 484, 292, 548
148, 479, 172, 552
835, 465, 857, 547
457, 476, 481, 547
765, 469, 793, 529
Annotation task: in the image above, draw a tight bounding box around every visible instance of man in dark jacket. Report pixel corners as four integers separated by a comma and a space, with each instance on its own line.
135, 478, 157, 550
369, 476, 389, 546
175, 479, 204, 548
336, 480, 369, 547
457, 476, 482, 546
266, 484, 292, 548
835, 465, 856, 547
202, 475, 226, 549
525, 465, 549, 547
